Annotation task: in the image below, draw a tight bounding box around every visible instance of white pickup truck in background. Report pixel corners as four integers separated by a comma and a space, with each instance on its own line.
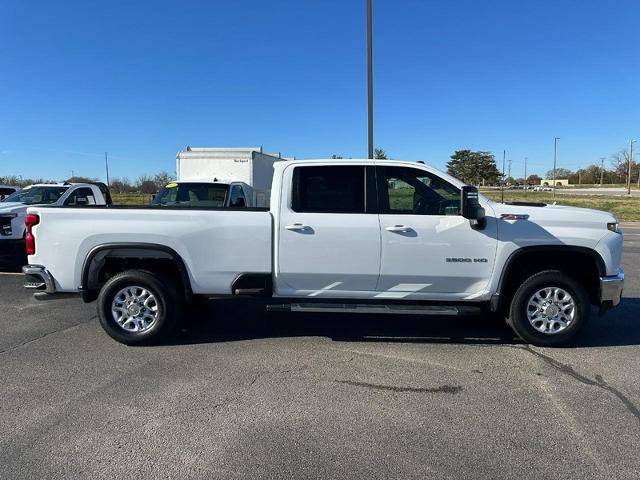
0, 182, 111, 260
23, 160, 624, 347
151, 180, 258, 208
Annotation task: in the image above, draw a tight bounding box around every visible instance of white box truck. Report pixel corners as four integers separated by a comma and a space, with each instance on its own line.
176, 147, 285, 207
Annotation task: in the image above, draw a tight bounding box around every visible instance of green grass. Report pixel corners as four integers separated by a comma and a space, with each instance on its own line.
112, 193, 151, 205
483, 191, 640, 222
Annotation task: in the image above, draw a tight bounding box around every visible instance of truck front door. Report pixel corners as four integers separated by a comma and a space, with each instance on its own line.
375, 165, 497, 299
276, 164, 380, 298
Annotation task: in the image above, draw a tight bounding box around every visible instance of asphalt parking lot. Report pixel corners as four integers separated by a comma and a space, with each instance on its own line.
1, 226, 639, 479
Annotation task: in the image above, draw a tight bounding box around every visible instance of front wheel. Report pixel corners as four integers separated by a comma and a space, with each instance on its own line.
507, 270, 590, 346
97, 270, 179, 345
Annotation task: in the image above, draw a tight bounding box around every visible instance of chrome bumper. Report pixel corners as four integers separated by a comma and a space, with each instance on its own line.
599, 270, 624, 307
22, 265, 56, 293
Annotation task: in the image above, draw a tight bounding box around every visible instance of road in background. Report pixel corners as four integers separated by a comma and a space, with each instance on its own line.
557, 188, 640, 197
0, 228, 638, 479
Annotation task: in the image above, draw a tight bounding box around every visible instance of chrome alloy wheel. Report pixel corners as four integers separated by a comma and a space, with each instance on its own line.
526, 286, 576, 335
111, 286, 159, 333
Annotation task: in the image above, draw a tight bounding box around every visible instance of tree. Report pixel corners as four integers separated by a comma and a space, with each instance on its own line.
136, 175, 156, 194
545, 168, 573, 180
110, 177, 134, 194
374, 148, 388, 159
526, 174, 542, 185
611, 150, 638, 184
446, 150, 501, 185
153, 171, 173, 191
330, 154, 343, 159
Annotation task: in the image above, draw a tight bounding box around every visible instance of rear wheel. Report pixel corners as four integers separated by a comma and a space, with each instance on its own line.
507, 270, 590, 346
97, 270, 179, 345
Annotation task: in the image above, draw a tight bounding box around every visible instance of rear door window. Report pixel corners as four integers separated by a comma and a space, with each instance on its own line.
292, 166, 365, 213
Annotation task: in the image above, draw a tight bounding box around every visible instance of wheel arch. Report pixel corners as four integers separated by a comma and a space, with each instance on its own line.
493, 245, 605, 312
81, 242, 193, 302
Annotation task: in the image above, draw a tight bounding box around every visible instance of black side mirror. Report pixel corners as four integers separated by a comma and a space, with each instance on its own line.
461, 186, 486, 230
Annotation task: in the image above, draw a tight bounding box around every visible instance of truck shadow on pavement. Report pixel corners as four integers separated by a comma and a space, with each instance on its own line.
163, 297, 640, 348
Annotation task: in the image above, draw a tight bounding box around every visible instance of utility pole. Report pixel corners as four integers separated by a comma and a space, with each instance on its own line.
105, 152, 110, 187
600, 157, 605, 187
501, 149, 506, 203
524, 157, 528, 193
628, 140, 635, 195
507, 158, 512, 182
553, 137, 560, 199
366, 0, 374, 159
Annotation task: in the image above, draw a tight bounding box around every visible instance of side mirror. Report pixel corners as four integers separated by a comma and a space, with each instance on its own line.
461, 186, 486, 230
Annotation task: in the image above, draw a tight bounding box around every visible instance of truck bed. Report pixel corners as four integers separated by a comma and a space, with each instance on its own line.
27, 206, 273, 294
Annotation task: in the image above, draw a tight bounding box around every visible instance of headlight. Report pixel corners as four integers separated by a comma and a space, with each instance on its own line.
607, 222, 620, 233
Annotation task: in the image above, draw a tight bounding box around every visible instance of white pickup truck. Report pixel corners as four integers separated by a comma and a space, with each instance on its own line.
151, 179, 260, 208
22, 160, 624, 346
1, 182, 111, 259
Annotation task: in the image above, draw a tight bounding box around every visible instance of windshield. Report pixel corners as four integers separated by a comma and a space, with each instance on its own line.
152, 183, 229, 207
2, 186, 69, 204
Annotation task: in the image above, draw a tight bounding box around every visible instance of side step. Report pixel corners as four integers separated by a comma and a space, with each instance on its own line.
266, 303, 481, 316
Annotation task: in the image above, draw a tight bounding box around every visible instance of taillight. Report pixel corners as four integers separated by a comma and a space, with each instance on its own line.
24, 213, 40, 256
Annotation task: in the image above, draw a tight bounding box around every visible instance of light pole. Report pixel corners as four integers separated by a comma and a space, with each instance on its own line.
600, 157, 605, 187
105, 152, 110, 188
552, 137, 560, 199
628, 140, 635, 195
366, 0, 374, 159
524, 157, 528, 193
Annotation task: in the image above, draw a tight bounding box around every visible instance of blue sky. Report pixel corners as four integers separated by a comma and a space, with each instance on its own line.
1, 0, 638, 181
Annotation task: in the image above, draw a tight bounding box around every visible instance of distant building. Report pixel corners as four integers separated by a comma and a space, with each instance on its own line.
541, 178, 570, 187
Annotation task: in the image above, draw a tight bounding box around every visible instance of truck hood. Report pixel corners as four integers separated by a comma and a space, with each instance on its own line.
490, 201, 616, 226
489, 200, 617, 248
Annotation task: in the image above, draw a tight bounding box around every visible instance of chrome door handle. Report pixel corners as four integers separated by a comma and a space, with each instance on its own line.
285, 223, 309, 231
385, 225, 412, 233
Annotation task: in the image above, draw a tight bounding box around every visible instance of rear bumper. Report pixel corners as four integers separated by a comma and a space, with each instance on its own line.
23, 264, 55, 293
22, 264, 80, 301
599, 270, 624, 309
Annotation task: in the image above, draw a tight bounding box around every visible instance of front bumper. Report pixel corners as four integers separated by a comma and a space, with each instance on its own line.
599, 270, 624, 308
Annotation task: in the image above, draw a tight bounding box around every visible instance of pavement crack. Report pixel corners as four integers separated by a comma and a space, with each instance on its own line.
0, 317, 96, 355
336, 380, 462, 394
515, 345, 640, 425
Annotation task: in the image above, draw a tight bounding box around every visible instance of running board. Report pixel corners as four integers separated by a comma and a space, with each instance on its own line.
266, 303, 481, 316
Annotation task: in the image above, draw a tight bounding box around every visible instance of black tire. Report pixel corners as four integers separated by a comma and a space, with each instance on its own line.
97, 269, 180, 345
507, 270, 590, 347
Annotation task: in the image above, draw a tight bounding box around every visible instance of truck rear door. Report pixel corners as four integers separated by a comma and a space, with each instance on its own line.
275, 164, 380, 298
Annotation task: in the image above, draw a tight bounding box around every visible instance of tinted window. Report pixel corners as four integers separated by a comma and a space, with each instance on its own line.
2, 186, 68, 204
0, 187, 16, 201
64, 187, 96, 206
378, 167, 460, 215
229, 185, 246, 208
152, 183, 229, 207
292, 166, 365, 213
